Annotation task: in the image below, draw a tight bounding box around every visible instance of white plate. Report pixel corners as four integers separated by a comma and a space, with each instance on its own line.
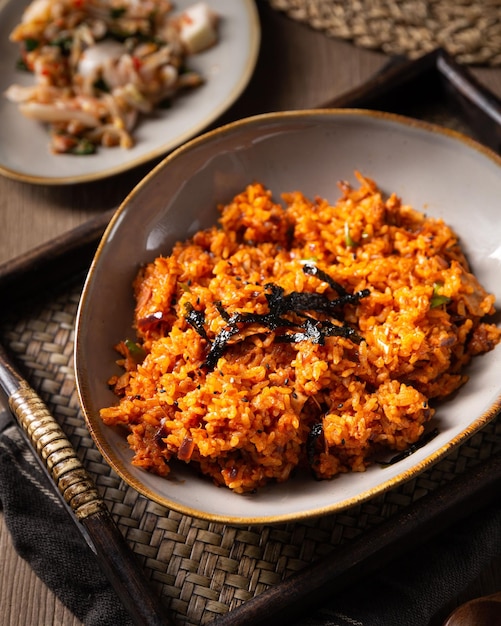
0, 0, 260, 185
75, 110, 501, 525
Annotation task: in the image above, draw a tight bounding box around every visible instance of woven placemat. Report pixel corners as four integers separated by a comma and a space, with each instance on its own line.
1, 282, 500, 626
268, 0, 501, 66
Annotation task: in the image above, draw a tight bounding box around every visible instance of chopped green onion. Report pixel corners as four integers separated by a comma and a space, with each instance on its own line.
93, 77, 110, 93
124, 339, 147, 363
430, 283, 451, 308
71, 138, 96, 155
16, 58, 30, 72
344, 221, 357, 248
49, 36, 73, 54
110, 7, 126, 18
430, 294, 450, 308
24, 38, 39, 52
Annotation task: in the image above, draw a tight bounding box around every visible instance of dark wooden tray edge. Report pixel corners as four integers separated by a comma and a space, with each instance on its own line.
323, 48, 501, 153
0, 208, 114, 303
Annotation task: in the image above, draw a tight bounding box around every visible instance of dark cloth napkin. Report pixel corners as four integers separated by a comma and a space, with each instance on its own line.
1, 405, 500, 626
0, 411, 133, 626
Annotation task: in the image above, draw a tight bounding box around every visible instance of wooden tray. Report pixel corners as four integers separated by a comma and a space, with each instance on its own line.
0, 49, 500, 626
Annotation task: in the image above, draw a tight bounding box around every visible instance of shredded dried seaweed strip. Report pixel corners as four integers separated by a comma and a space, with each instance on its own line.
302, 262, 348, 296
276, 317, 365, 345
380, 428, 439, 466
307, 422, 325, 469
204, 318, 242, 369
196, 269, 370, 369
184, 303, 209, 340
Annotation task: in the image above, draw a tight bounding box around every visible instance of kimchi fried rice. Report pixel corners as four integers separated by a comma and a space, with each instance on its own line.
100, 172, 501, 493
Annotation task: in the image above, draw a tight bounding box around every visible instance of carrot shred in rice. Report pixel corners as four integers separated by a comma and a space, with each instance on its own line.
100, 172, 501, 493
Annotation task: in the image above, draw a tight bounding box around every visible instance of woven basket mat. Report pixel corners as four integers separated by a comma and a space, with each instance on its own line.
268, 0, 501, 66
1, 281, 500, 626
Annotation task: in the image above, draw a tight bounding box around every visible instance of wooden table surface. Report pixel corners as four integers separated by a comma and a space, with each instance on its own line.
1, 2, 501, 624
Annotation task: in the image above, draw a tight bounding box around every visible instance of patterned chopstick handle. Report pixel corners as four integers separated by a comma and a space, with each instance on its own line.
9, 380, 107, 520
0, 346, 173, 625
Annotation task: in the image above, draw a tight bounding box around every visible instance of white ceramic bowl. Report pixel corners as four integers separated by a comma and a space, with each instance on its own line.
75, 109, 501, 525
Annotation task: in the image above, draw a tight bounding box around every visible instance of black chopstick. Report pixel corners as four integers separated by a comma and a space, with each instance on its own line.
0, 341, 175, 626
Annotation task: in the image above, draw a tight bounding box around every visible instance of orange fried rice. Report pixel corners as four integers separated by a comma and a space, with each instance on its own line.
100, 172, 501, 493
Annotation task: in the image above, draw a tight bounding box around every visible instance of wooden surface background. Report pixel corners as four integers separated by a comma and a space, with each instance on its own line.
1, 2, 501, 624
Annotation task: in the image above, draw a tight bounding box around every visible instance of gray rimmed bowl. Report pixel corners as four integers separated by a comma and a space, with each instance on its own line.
74, 109, 501, 525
